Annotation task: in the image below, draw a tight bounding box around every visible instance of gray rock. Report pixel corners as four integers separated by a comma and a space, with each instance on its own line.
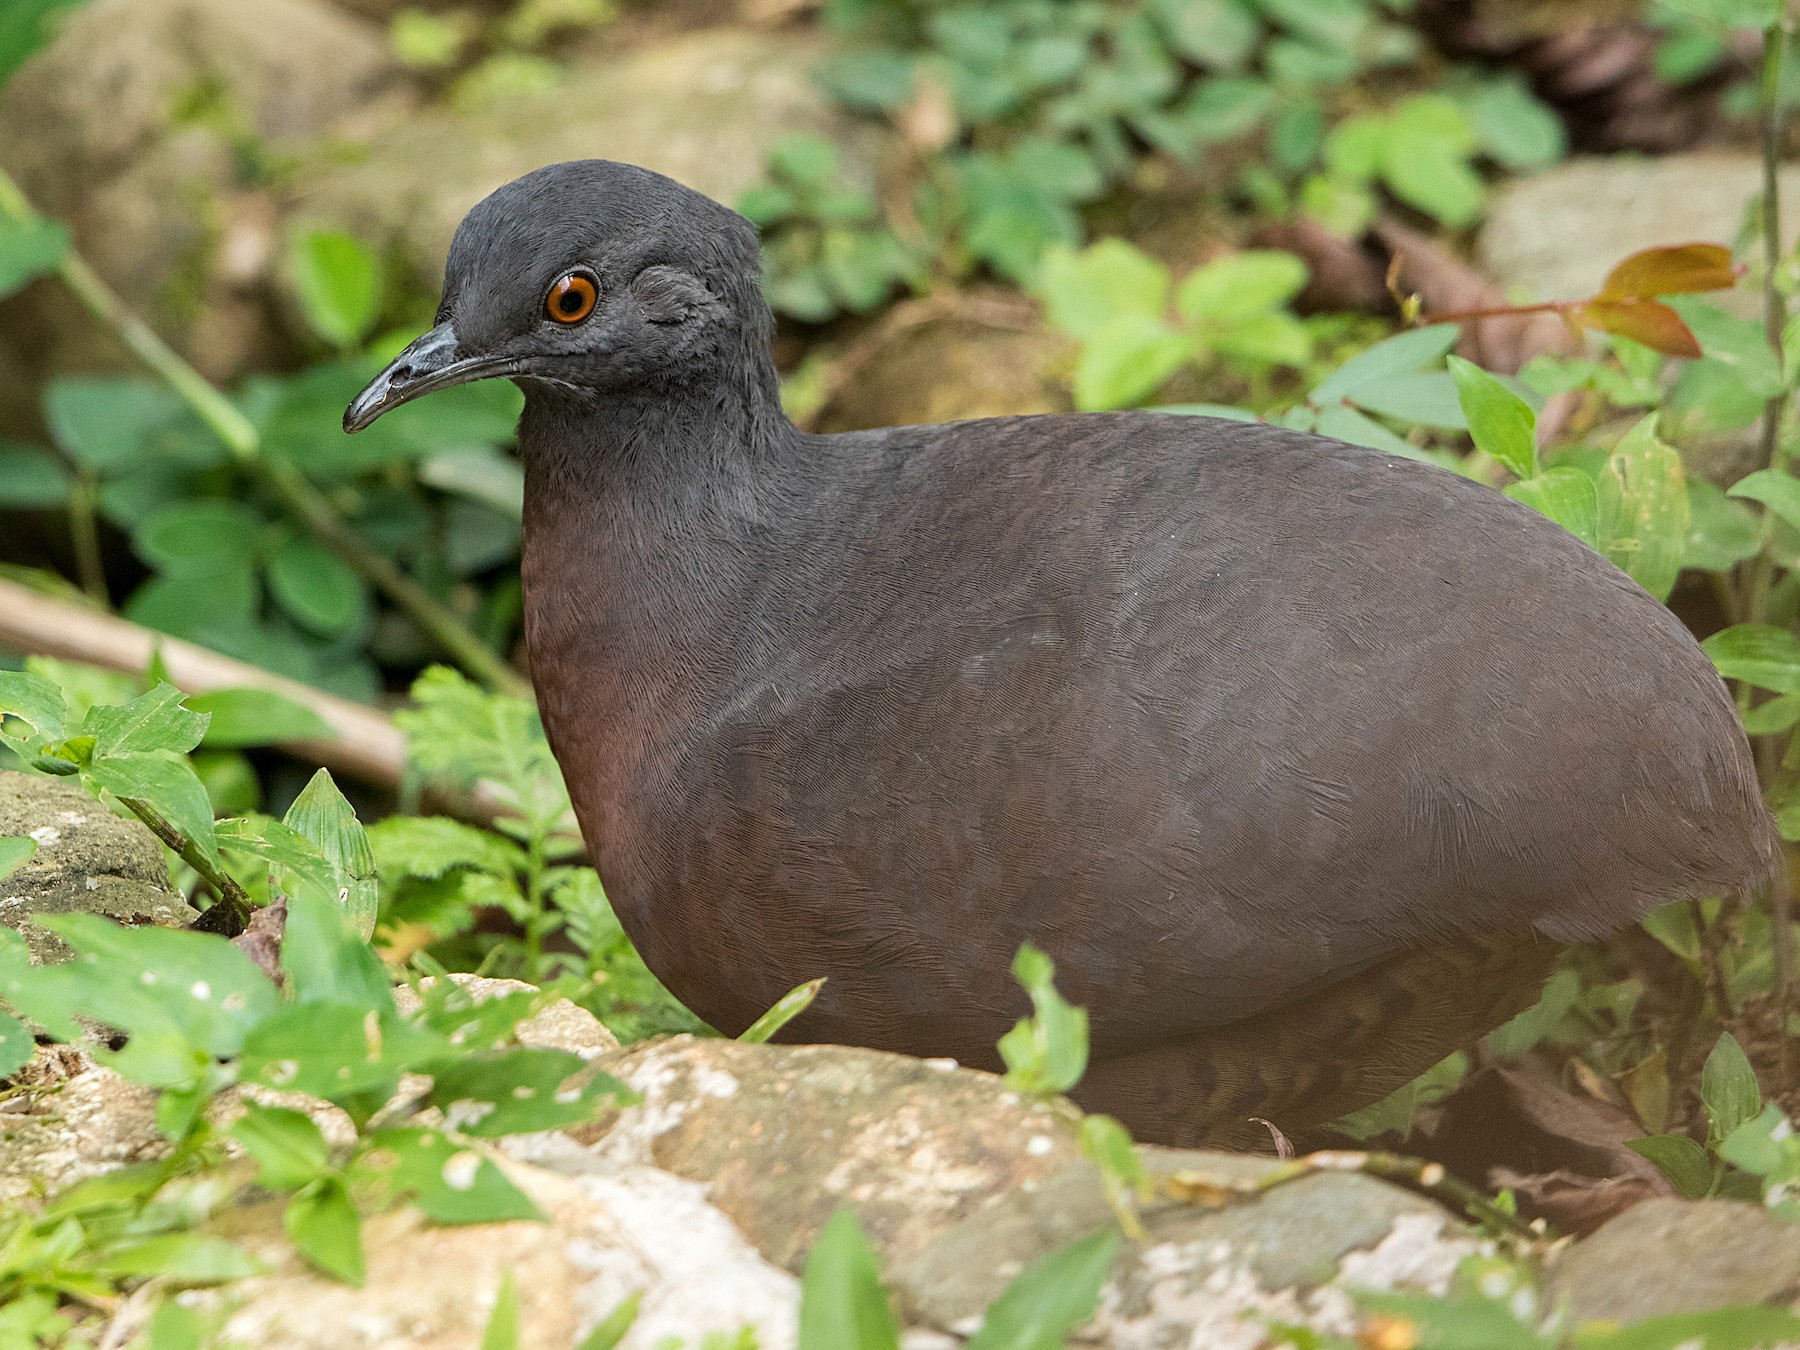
0, 0, 397, 427
299, 26, 870, 287
392, 972, 622, 1058
1479, 153, 1800, 317
1548, 1197, 1800, 1324
0, 772, 194, 962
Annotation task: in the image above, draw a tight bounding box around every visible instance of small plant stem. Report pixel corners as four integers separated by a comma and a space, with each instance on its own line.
0, 166, 529, 698
67, 468, 107, 606
118, 797, 252, 936
1743, 21, 1795, 642
523, 830, 547, 977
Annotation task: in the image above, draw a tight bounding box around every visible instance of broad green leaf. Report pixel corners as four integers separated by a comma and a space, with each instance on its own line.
1596, 416, 1688, 601
187, 687, 336, 748
42, 377, 181, 474
146, 1298, 205, 1350
291, 229, 383, 349
231, 1105, 332, 1191
1449, 356, 1537, 479
1700, 1031, 1762, 1145
1626, 1133, 1715, 1199
481, 1270, 520, 1350
1345, 371, 1468, 430
279, 875, 391, 1010
93, 1233, 262, 1283
427, 1048, 630, 1137
0, 0, 87, 84
241, 1003, 446, 1103
1072, 316, 1196, 411
1464, 77, 1566, 170
1507, 466, 1600, 550
26, 913, 276, 1056
1381, 96, 1482, 228
1151, 0, 1259, 68
283, 768, 378, 941
0, 668, 69, 743
0, 214, 68, 299
1742, 692, 1800, 735
132, 500, 266, 574
0, 1008, 32, 1077
1670, 297, 1784, 396
965, 1229, 1118, 1350
0, 836, 36, 881
357, 1126, 543, 1225
740, 977, 826, 1044
0, 444, 71, 508
1485, 969, 1583, 1061
287, 1177, 366, 1285
82, 683, 208, 758
1703, 624, 1800, 694
1208, 311, 1313, 368
798, 1209, 900, 1350
1036, 240, 1172, 341
575, 1293, 642, 1350
1729, 468, 1800, 533
1312, 325, 1461, 404
266, 536, 369, 637
1718, 1104, 1795, 1176
1578, 1306, 1800, 1350
85, 751, 220, 864
1687, 480, 1761, 572
1175, 250, 1308, 326
1653, 0, 1781, 29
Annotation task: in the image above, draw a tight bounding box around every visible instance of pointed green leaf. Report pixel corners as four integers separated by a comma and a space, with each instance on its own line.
1506, 466, 1600, 550
798, 1209, 900, 1350
739, 977, 825, 1044
287, 1177, 366, 1285
0, 668, 70, 745
283, 769, 377, 940
85, 751, 219, 865
1449, 356, 1538, 479
1703, 624, 1800, 693
1700, 1032, 1762, 1145
965, 1228, 1118, 1350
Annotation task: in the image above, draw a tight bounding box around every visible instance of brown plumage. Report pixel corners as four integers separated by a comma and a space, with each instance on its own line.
347, 161, 1780, 1146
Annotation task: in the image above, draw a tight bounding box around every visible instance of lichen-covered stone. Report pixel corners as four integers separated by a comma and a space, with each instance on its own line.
392, 973, 622, 1059
0, 1046, 165, 1208
0, 772, 194, 962
1547, 1197, 1800, 1324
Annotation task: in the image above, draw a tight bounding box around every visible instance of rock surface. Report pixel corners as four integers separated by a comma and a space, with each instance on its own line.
1479, 152, 1800, 314
0, 772, 194, 962
392, 973, 622, 1060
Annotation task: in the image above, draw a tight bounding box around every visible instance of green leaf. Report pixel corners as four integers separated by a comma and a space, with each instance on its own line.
0, 443, 72, 508
0, 835, 30, 881
265, 535, 370, 637
1464, 77, 1566, 171
26, 912, 277, 1057
426, 1048, 630, 1137
1152, 0, 1259, 69
85, 751, 220, 865
0, 668, 70, 744
1344, 371, 1468, 430
798, 1209, 900, 1350
231, 1105, 332, 1191
1596, 415, 1689, 601
1175, 250, 1308, 325
1718, 1104, 1795, 1176
1506, 467, 1600, 550
1449, 356, 1538, 479
42, 377, 181, 473
1687, 480, 1762, 572
0, 1008, 33, 1078
575, 1292, 642, 1350
93, 1232, 263, 1283
1626, 1133, 1715, 1199
739, 977, 826, 1044
1072, 316, 1196, 411
965, 1228, 1118, 1350
1670, 298, 1784, 398
368, 814, 524, 882
1312, 325, 1461, 404
1654, 0, 1781, 30
358, 1126, 543, 1224
418, 449, 525, 521
0, 214, 68, 299
133, 500, 266, 575
1729, 467, 1800, 533
1579, 1306, 1800, 1350
1704, 624, 1800, 693
186, 687, 336, 748
290, 229, 384, 349
1742, 692, 1800, 735
1700, 1031, 1762, 1145
481, 1270, 520, 1350
283, 768, 378, 942
287, 1177, 366, 1284
395, 667, 571, 833
1380, 95, 1483, 228
1036, 240, 1172, 341
999, 943, 1089, 1097
241, 1003, 445, 1102
83, 683, 208, 758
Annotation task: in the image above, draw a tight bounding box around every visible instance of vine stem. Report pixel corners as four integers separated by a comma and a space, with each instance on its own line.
117, 797, 253, 936
0, 166, 530, 698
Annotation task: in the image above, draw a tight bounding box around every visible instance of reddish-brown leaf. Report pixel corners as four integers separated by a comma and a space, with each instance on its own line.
1577, 298, 1703, 357
1597, 242, 1737, 301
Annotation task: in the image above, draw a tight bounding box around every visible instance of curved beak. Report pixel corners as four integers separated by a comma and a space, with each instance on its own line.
343, 323, 517, 433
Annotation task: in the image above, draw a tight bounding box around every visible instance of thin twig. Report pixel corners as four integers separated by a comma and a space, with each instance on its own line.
0, 165, 529, 698
66, 468, 107, 607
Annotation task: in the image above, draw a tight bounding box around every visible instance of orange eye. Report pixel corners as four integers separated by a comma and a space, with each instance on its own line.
545, 272, 598, 324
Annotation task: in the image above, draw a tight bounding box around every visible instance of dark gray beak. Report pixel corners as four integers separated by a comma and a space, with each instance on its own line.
343, 323, 515, 432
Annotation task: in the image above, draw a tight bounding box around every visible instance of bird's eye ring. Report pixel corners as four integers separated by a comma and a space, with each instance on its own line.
545, 271, 598, 324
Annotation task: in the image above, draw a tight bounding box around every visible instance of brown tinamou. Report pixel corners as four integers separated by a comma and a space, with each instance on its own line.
346, 160, 1780, 1148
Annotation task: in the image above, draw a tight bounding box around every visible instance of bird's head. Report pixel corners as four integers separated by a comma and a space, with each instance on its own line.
344, 160, 770, 433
